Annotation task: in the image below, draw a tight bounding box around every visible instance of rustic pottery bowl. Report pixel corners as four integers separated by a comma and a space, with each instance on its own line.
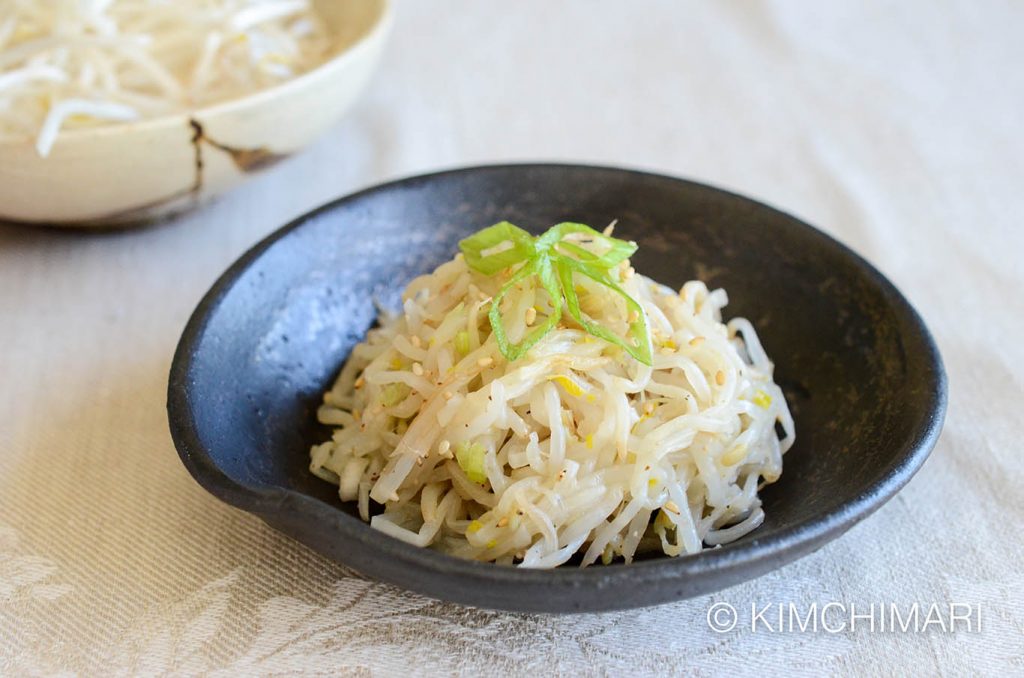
168, 164, 947, 613
0, 0, 391, 226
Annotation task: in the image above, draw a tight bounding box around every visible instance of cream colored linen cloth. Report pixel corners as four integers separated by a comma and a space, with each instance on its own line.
2, 1, 1022, 675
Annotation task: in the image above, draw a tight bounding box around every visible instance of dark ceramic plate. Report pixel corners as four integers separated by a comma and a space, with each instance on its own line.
167, 164, 946, 613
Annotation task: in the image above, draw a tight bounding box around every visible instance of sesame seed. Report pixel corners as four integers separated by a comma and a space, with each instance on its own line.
410, 335, 422, 348
715, 370, 726, 386
525, 307, 537, 326
477, 357, 493, 368
354, 376, 365, 389
443, 391, 454, 400
689, 336, 705, 347
412, 362, 424, 376
664, 500, 680, 514
497, 517, 509, 528
628, 310, 639, 323
438, 439, 451, 456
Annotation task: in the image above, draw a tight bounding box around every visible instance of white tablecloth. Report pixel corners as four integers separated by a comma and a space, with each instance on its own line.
3, 1, 1022, 675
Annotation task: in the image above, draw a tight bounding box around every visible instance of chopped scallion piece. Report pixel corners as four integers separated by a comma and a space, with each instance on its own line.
380, 383, 409, 407
455, 441, 488, 484
458, 222, 652, 365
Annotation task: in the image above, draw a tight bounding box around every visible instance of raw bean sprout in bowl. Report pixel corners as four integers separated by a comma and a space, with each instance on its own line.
167, 165, 947, 612
0, 0, 392, 226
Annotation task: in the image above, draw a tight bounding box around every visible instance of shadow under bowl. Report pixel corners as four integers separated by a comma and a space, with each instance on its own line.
168, 163, 947, 613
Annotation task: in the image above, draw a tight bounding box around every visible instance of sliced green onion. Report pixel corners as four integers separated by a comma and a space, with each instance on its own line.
454, 330, 470, 356
455, 441, 488, 484
458, 221, 652, 365
458, 221, 536, 275
380, 382, 409, 407
487, 258, 563, 362
557, 256, 652, 365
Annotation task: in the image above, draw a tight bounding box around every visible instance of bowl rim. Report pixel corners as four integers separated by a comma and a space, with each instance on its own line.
0, 0, 392, 146
168, 162, 948, 608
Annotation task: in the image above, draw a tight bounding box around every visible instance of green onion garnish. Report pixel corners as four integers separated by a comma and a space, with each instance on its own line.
458, 222, 652, 365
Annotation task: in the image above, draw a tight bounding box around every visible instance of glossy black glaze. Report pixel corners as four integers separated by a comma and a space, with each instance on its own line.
167, 164, 947, 612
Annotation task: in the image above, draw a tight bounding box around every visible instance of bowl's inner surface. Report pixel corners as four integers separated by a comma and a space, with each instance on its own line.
185, 166, 933, 563
315, 0, 387, 55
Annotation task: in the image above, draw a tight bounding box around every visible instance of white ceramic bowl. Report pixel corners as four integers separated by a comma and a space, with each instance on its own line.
0, 0, 391, 227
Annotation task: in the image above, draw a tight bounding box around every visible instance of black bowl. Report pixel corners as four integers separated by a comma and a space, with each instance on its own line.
167, 164, 946, 613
